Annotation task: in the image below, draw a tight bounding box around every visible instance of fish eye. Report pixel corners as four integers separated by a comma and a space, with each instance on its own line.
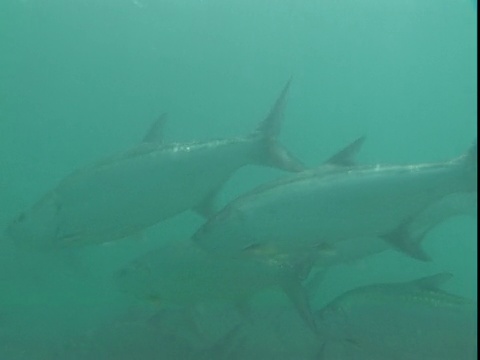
117, 268, 130, 278
16, 212, 26, 223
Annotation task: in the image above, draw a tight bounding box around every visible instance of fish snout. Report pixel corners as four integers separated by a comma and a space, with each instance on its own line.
115, 260, 153, 295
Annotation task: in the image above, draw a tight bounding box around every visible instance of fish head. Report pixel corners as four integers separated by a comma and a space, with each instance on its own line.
115, 258, 163, 304
5, 194, 60, 250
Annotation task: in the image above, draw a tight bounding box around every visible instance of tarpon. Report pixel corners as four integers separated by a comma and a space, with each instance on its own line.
115, 239, 283, 308
6, 81, 304, 249
114, 238, 318, 333
193, 140, 477, 261
315, 273, 477, 359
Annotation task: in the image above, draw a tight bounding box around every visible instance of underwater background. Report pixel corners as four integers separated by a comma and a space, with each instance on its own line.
0, 0, 477, 358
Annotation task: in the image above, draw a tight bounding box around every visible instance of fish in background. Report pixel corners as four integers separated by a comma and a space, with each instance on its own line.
193, 139, 477, 262
315, 273, 477, 360
73, 302, 317, 360
114, 238, 318, 334
6, 81, 304, 250
195, 304, 321, 360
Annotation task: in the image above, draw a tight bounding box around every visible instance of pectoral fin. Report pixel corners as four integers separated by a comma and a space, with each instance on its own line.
193, 186, 223, 218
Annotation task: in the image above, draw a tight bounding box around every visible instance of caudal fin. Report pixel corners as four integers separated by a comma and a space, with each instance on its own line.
251, 79, 305, 172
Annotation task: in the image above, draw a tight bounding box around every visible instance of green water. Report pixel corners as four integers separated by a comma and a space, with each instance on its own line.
0, 0, 476, 359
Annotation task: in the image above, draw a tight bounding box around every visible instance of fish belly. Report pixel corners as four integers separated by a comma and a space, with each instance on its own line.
208, 166, 465, 256
52, 150, 242, 246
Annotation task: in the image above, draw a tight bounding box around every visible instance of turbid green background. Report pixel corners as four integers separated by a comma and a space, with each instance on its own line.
0, 0, 476, 358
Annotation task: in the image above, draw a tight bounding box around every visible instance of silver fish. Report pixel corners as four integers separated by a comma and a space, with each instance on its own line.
115, 239, 281, 307
114, 238, 317, 333
193, 141, 477, 261
6, 81, 304, 249
315, 273, 477, 360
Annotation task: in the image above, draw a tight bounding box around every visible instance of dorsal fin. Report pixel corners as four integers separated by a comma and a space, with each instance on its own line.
411, 272, 453, 291
142, 113, 167, 143
254, 78, 292, 139
324, 136, 366, 167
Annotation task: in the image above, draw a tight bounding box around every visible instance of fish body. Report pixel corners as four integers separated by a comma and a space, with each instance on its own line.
315, 274, 477, 360
6, 82, 303, 249
194, 142, 477, 261
115, 238, 317, 333
115, 239, 281, 308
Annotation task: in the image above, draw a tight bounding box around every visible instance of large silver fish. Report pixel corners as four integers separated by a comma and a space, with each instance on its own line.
193, 140, 477, 261
114, 238, 317, 333
315, 273, 477, 360
6, 81, 304, 249
115, 239, 283, 308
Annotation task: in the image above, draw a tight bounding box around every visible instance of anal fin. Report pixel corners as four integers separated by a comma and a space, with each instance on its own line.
381, 219, 431, 262
193, 185, 223, 219
277, 257, 318, 334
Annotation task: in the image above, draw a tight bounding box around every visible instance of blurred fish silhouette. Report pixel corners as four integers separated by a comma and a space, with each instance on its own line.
115, 238, 318, 334
315, 273, 477, 360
